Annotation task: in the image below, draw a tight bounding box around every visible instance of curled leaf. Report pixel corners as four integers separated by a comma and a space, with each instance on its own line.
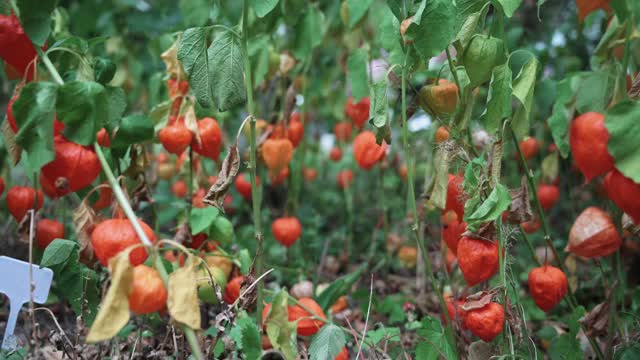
462, 290, 494, 311
203, 144, 240, 210
506, 176, 532, 224
161, 39, 187, 80
73, 197, 100, 265
184, 104, 201, 146
168, 259, 201, 329
86, 251, 134, 342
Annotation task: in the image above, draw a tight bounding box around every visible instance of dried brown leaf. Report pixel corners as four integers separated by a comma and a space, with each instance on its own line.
168, 259, 201, 330
463, 222, 497, 241
462, 290, 494, 311
86, 252, 134, 342
184, 104, 201, 146
283, 85, 297, 126
73, 199, 99, 265
506, 176, 532, 224
629, 74, 640, 99
1, 120, 21, 165
203, 144, 240, 210
174, 223, 192, 245
17, 210, 39, 244
579, 302, 609, 337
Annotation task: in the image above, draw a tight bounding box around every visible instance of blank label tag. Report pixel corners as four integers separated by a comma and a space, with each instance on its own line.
0, 256, 53, 350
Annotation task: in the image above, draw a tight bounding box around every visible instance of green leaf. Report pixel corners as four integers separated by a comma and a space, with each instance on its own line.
347, 48, 369, 102
180, 0, 210, 26
431, 146, 451, 210
266, 289, 298, 360
230, 312, 262, 358
615, 342, 640, 360
511, 56, 539, 138
415, 316, 456, 360
105, 86, 126, 133
369, 80, 391, 144
576, 70, 615, 114
16, 0, 57, 46
549, 334, 584, 360
249, 35, 271, 87
480, 63, 512, 134
364, 327, 400, 348
40, 239, 77, 270
56, 81, 108, 145
59, 264, 99, 326
456, 0, 489, 32
317, 265, 364, 311
251, 0, 279, 17
605, 100, 640, 183
238, 249, 251, 275
12, 81, 57, 170
178, 27, 213, 108
378, 4, 401, 51
493, 0, 523, 17
189, 207, 221, 235
386, 0, 403, 20
347, 0, 374, 28
547, 75, 581, 158
209, 216, 234, 244
309, 324, 345, 360
405, 0, 457, 60
208, 30, 247, 111
92, 58, 116, 85
567, 306, 586, 336
465, 183, 512, 230
293, 5, 325, 59
110, 115, 154, 149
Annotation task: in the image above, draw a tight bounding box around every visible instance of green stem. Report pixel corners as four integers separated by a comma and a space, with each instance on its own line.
518, 225, 542, 266
241, 0, 264, 331
509, 127, 604, 360
342, 179, 354, 258
401, 50, 457, 355
36, 48, 64, 86
95, 145, 204, 359
445, 47, 461, 100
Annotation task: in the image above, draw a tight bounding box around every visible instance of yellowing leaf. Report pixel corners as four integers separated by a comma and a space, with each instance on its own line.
161, 39, 187, 80
168, 259, 201, 330
86, 252, 134, 342
266, 289, 298, 360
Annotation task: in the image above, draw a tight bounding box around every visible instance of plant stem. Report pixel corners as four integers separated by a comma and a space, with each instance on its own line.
342, 179, 355, 258
445, 47, 461, 100
400, 51, 457, 354
509, 127, 604, 360
241, 0, 264, 331
518, 225, 542, 266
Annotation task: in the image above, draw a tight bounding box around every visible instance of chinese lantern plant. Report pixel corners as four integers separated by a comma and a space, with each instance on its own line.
289, 297, 326, 336
91, 216, 157, 266
353, 131, 387, 170
159, 115, 193, 155
272, 216, 303, 247
566, 206, 621, 258
7, 186, 44, 221
129, 265, 168, 314
528, 265, 568, 312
